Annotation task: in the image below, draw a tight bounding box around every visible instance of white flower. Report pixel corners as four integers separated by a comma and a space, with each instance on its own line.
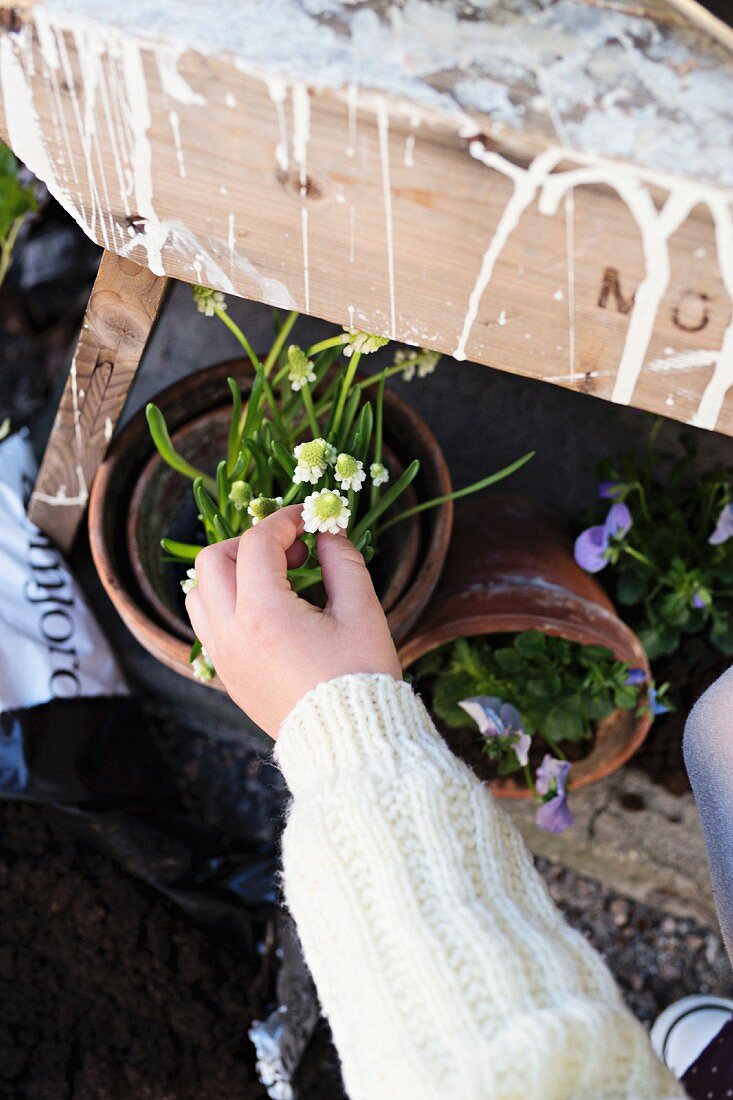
192, 285, 227, 317
228, 480, 253, 510
293, 438, 329, 484
287, 345, 316, 391
180, 567, 198, 594
334, 453, 366, 492
248, 496, 283, 524
192, 645, 215, 682
395, 347, 440, 381
342, 329, 389, 357
302, 489, 351, 534
370, 462, 390, 487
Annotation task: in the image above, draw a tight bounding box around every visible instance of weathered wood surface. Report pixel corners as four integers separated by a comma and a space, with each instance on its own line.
1, 0, 733, 432
28, 253, 168, 552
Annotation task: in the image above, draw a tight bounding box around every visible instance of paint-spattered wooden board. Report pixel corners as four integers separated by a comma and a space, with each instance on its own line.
1, 0, 732, 433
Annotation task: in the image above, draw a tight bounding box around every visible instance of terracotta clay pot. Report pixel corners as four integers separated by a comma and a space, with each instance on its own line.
127, 406, 420, 643
398, 496, 652, 797
89, 359, 453, 687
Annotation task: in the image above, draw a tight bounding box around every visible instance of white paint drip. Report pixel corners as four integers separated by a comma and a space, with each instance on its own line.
453, 144, 563, 360
498, 310, 507, 326
564, 191, 575, 378
346, 82, 358, 158
120, 38, 167, 275
348, 304, 355, 329
690, 197, 733, 429
647, 350, 719, 373
540, 166, 698, 407
225, 91, 236, 108
169, 110, 186, 176
156, 45, 205, 106
104, 416, 114, 442
291, 82, 310, 194
300, 206, 310, 313
404, 133, 415, 168
457, 130, 733, 428
265, 76, 289, 173
376, 100, 396, 339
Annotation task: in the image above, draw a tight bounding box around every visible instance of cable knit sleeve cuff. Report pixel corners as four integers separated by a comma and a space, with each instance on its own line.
274, 673, 456, 797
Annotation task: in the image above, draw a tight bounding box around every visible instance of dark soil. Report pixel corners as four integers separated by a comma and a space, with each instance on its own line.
0, 799, 263, 1100
632, 636, 730, 796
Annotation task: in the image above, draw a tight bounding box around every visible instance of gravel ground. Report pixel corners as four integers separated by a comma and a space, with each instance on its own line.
539, 858, 733, 1024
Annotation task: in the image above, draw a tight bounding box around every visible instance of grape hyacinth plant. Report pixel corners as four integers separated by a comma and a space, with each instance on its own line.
411, 630, 667, 832
574, 422, 733, 660
147, 288, 534, 680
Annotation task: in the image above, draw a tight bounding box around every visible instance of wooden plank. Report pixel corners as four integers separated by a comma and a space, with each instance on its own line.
28, 252, 168, 552
0, 1, 732, 433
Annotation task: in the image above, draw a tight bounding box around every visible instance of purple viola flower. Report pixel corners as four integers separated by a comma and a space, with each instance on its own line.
535, 754, 574, 834
648, 686, 670, 716
598, 480, 624, 501
459, 696, 531, 766
625, 667, 647, 686
574, 503, 633, 573
710, 503, 733, 546
536, 794, 575, 833
692, 590, 706, 610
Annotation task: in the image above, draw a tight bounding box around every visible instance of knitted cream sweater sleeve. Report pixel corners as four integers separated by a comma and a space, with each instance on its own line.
274, 674, 683, 1100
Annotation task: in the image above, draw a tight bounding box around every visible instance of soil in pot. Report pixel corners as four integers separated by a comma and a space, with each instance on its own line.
399, 496, 652, 797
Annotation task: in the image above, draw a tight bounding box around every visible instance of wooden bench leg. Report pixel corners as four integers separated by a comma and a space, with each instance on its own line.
29, 253, 168, 553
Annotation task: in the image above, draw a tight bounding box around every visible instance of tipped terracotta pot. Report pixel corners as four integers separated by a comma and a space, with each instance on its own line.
89, 359, 453, 688
398, 496, 652, 797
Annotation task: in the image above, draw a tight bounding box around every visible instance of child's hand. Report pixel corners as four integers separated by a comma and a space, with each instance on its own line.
185, 505, 402, 738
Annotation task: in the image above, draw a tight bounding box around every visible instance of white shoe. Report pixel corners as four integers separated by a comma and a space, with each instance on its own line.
650, 994, 733, 1078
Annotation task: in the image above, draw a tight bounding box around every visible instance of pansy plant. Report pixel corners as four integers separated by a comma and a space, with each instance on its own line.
149, 291, 534, 680
411, 630, 665, 832
574, 421, 733, 659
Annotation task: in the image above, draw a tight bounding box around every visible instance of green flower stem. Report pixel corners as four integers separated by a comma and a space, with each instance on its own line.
301, 382, 321, 438
540, 731, 568, 761
0, 217, 22, 291
356, 363, 406, 390
523, 763, 537, 797
371, 373, 385, 510
264, 310, 298, 375
631, 480, 652, 524
376, 451, 535, 535
305, 334, 349, 358
213, 306, 263, 371
623, 544, 658, 571
146, 404, 217, 496
331, 351, 362, 437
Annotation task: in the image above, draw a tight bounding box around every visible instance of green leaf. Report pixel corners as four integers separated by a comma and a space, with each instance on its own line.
616, 570, 648, 605
544, 706, 585, 742
514, 631, 546, 657
146, 404, 217, 496
493, 647, 524, 673
226, 377, 243, 472
160, 538, 201, 563
0, 145, 37, 240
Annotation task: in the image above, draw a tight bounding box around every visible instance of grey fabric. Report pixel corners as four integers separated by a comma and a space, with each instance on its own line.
684, 665, 733, 963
